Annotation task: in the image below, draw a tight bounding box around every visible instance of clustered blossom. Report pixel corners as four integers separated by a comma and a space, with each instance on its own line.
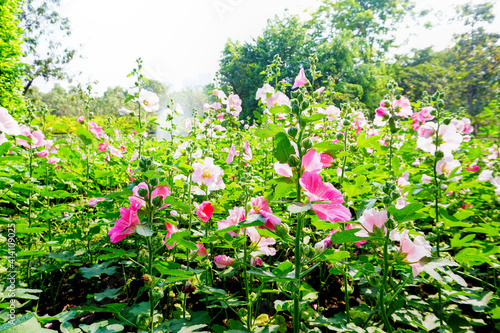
374, 96, 413, 124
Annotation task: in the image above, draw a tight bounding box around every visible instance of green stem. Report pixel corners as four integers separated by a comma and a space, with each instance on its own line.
343, 224, 350, 322
243, 237, 252, 331
293, 128, 304, 333
379, 230, 392, 332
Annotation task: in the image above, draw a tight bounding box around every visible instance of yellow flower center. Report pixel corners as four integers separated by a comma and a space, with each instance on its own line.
202, 170, 211, 179
143, 100, 149, 106
253, 206, 261, 214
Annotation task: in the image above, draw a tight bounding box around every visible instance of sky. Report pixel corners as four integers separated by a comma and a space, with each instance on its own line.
33, 0, 500, 95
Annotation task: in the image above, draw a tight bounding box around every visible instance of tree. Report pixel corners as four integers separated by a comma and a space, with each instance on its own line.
0, 0, 25, 114
18, 0, 76, 94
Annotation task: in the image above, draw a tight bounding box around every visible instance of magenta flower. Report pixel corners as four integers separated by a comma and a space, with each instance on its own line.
17, 125, 46, 149
299, 171, 351, 223
192, 157, 224, 187
375, 107, 388, 117
88, 198, 105, 207
466, 164, 480, 172
320, 153, 333, 168
399, 230, 432, 277
302, 149, 323, 174
89, 122, 105, 139
226, 144, 235, 164
164, 222, 178, 249
354, 208, 388, 238
194, 243, 207, 257
194, 201, 214, 223
249, 196, 271, 215
251, 257, 263, 266
259, 210, 282, 231
0, 107, 20, 135
77, 115, 84, 122
214, 255, 234, 269
292, 68, 308, 90
98, 142, 110, 152
108, 201, 141, 243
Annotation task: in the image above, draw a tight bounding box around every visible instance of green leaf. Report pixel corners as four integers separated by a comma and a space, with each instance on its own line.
0, 142, 12, 156
79, 262, 118, 279
273, 132, 294, 163
287, 202, 311, 214
356, 198, 377, 219
302, 113, 326, 123
135, 225, 153, 237
76, 127, 94, 146
268, 105, 291, 115
94, 288, 122, 302
313, 141, 343, 152
330, 228, 367, 245
0, 313, 57, 333
388, 203, 424, 223
255, 124, 284, 138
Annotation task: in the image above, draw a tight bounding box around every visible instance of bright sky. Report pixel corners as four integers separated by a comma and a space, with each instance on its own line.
34, 0, 500, 94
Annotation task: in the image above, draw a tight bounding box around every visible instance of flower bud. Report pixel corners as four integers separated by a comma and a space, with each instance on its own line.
343, 120, 351, 126
182, 280, 196, 294
314, 241, 327, 254
382, 196, 391, 205
299, 117, 306, 127
301, 100, 310, 110
138, 188, 149, 198
336, 133, 344, 140
142, 274, 155, 288
150, 178, 159, 187
288, 155, 300, 167
152, 195, 163, 207
287, 126, 298, 138
442, 118, 451, 125
302, 138, 313, 150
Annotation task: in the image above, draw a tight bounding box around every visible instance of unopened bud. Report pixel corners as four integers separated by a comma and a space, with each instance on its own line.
336, 133, 344, 140
288, 155, 300, 167
150, 178, 159, 187
443, 118, 451, 125
152, 195, 163, 207
138, 188, 148, 198
287, 126, 298, 138
302, 138, 313, 150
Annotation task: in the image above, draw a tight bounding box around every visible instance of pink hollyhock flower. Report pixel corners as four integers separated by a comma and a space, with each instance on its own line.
243, 140, 252, 160
118, 108, 133, 115
274, 162, 293, 177
421, 174, 433, 184
164, 222, 178, 249
139, 90, 160, 112
192, 157, 223, 187
77, 115, 84, 122
266, 92, 290, 109
213, 89, 227, 101
119, 145, 126, 152
45, 140, 58, 154
109, 146, 123, 158
195, 243, 207, 257
226, 94, 242, 117
417, 123, 435, 139
88, 198, 105, 207
379, 99, 391, 108
37, 150, 49, 158
299, 171, 351, 223
214, 255, 233, 269
478, 169, 493, 181
354, 208, 387, 237
108, 200, 141, 243
399, 230, 432, 277
246, 227, 276, 256
89, 122, 105, 139
314, 87, 325, 95
194, 201, 214, 222
17, 125, 46, 148
226, 144, 235, 164
292, 68, 308, 89
436, 156, 462, 179
393, 97, 413, 118
320, 153, 333, 168
411, 120, 420, 131
218, 206, 246, 236
466, 164, 480, 172
0, 133, 7, 144
417, 123, 462, 156
251, 257, 263, 266
131, 182, 171, 208
302, 149, 323, 174
216, 113, 224, 119
320, 105, 341, 121
249, 196, 272, 215
416, 107, 435, 122
0, 107, 20, 135
98, 142, 109, 152
461, 204, 473, 209
47, 156, 60, 164
259, 210, 282, 231
130, 150, 139, 162
375, 107, 388, 117
255, 83, 275, 104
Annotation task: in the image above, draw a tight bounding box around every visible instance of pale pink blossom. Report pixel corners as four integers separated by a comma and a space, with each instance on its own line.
226, 144, 236, 164
109, 146, 123, 158
213, 89, 227, 101
17, 125, 46, 148
194, 201, 214, 222
393, 97, 413, 118
226, 94, 242, 117
139, 90, 160, 112
194, 243, 207, 257
47, 156, 60, 164
192, 157, 224, 187
218, 206, 246, 236
321, 105, 341, 121
314, 87, 325, 95
0, 107, 20, 135
399, 230, 432, 277
421, 174, 433, 184
131, 182, 171, 209
249, 197, 271, 215
77, 115, 84, 122
354, 208, 387, 237
118, 108, 133, 115
37, 150, 49, 157
256, 83, 275, 103
266, 92, 290, 109
98, 142, 109, 152
292, 68, 308, 89
246, 227, 276, 256
214, 255, 234, 268
375, 107, 388, 117
320, 153, 333, 168
436, 156, 462, 179
299, 171, 351, 223
243, 140, 252, 160
88, 198, 105, 207
302, 149, 323, 174
130, 150, 139, 162
415, 107, 435, 122
417, 123, 435, 139
478, 169, 493, 181
274, 162, 293, 177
